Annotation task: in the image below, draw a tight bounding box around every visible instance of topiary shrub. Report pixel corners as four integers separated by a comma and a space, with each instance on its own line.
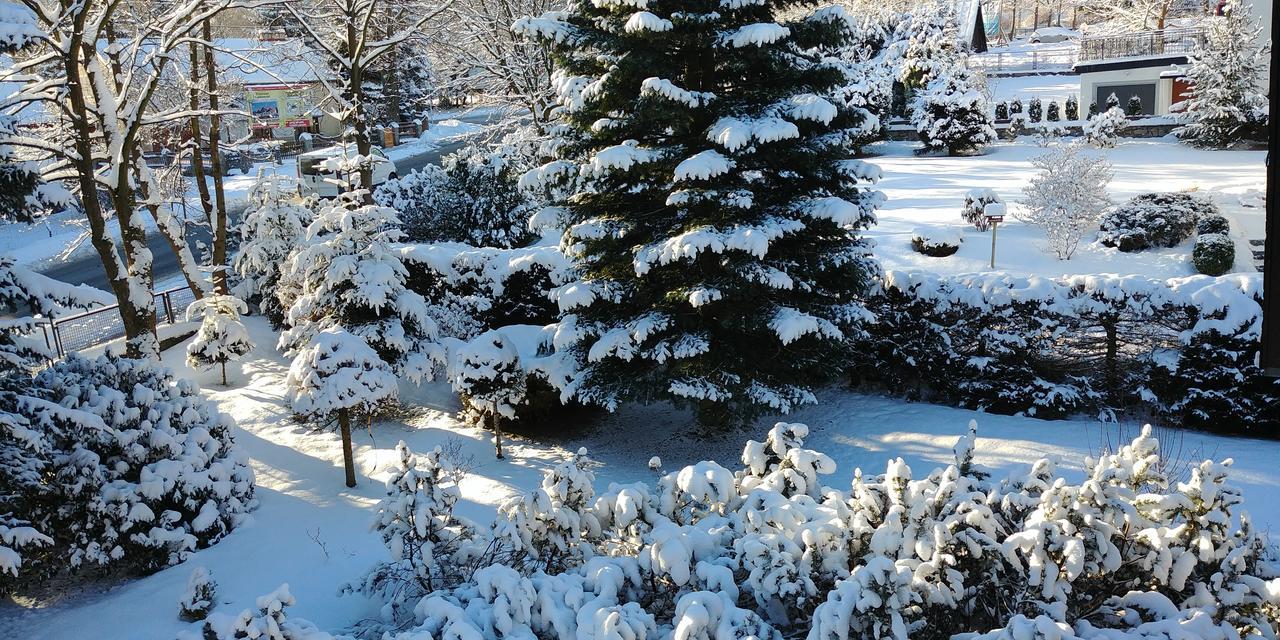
911, 225, 964, 257
1098, 192, 1216, 252
1046, 100, 1060, 121
1197, 213, 1230, 235
1008, 98, 1023, 116
994, 101, 1008, 120
1065, 95, 1079, 120
1193, 233, 1235, 275
1126, 94, 1143, 116
1027, 97, 1042, 122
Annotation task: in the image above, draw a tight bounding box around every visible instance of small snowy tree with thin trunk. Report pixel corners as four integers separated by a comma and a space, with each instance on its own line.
1177, 0, 1270, 148
454, 331, 526, 459
287, 327, 398, 488
1018, 143, 1113, 260
1083, 106, 1129, 148
185, 295, 254, 386
279, 193, 440, 382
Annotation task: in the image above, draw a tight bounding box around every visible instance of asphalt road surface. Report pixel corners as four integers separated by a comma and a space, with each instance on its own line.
37, 111, 497, 291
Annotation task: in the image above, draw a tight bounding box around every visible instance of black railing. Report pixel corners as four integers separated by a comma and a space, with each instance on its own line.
36, 285, 195, 357
1077, 28, 1206, 63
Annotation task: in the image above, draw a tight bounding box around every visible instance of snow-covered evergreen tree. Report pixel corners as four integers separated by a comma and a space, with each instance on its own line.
1018, 143, 1113, 259
185, 295, 255, 386
1125, 94, 1143, 116
232, 175, 313, 327
899, 1, 964, 91
1083, 106, 1129, 148
1177, 0, 1270, 148
287, 327, 399, 487
278, 193, 440, 382
453, 330, 526, 459
178, 566, 217, 621
516, 0, 882, 428
1065, 95, 1079, 120
912, 65, 996, 155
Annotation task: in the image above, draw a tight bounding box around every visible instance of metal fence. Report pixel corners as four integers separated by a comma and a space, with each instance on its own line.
970, 46, 1078, 74
1077, 28, 1206, 63
37, 285, 196, 357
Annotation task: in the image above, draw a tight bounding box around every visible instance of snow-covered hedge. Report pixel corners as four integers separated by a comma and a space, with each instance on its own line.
0, 355, 255, 592
852, 270, 1276, 430
910, 225, 963, 257
1098, 192, 1215, 252
352, 421, 1280, 640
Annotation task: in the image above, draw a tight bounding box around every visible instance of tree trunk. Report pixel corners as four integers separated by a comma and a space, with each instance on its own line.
188, 41, 215, 226
221, 361, 227, 386
347, 18, 375, 205
202, 20, 230, 294
339, 409, 357, 487
64, 42, 157, 359
493, 411, 504, 460
136, 148, 206, 299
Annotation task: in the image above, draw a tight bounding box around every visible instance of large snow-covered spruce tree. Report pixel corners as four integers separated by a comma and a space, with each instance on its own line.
517, 0, 882, 428
1177, 0, 1270, 148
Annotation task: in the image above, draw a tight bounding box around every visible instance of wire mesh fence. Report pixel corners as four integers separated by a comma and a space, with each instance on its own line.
38, 285, 195, 356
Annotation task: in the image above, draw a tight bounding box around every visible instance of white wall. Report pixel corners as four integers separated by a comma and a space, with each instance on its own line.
1078, 66, 1178, 114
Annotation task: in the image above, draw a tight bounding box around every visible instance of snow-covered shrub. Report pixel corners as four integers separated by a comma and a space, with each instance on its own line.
1032, 123, 1065, 147
994, 101, 1008, 120
1192, 233, 1235, 276
1009, 98, 1023, 117
1065, 95, 1079, 120
191, 584, 334, 640
8, 355, 256, 585
1018, 144, 1113, 260
853, 270, 1271, 429
1125, 94, 1143, 116
278, 192, 440, 382
231, 174, 313, 327
346, 441, 481, 623
374, 144, 538, 249
962, 188, 1003, 231
178, 566, 217, 621
288, 328, 398, 487
1083, 107, 1128, 148
365, 421, 1280, 640
910, 225, 963, 257
399, 242, 568, 341
913, 66, 996, 156
1197, 213, 1230, 235
1027, 97, 1042, 122
493, 446, 601, 574
1178, 0, 1269, 148
1105, 92, 1120, 111
1045, 100, 1060, 122
185, 295, 254, 386
1097, 192, 1214, 252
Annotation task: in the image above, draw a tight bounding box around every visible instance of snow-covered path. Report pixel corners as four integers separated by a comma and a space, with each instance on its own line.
4, 317, 1280, 639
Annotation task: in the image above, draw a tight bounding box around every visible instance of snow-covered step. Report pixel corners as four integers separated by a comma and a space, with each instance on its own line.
1252, 239, 1266, 270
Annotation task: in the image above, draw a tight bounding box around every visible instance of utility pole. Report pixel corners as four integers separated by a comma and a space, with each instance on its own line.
1262, 0, 1280, 375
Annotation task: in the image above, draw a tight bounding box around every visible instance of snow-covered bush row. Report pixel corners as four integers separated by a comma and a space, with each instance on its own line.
350, 421, 1279, 640
0, 355, 255, 593
398, 242, 570, 340
1098, 192, 1217, 253
852, 270, 1276, 430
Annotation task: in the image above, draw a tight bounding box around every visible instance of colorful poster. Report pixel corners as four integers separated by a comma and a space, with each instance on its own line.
246, 85, 313, 128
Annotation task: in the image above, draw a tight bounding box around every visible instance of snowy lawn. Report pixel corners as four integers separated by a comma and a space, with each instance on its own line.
865, 138, 1265, 277
4, 315, 1280, 639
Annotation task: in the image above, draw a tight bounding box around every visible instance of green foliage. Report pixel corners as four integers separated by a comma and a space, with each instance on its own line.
1193, 233, 1235, 276
1098, 192, 1215, 252
518, 0, 880, 429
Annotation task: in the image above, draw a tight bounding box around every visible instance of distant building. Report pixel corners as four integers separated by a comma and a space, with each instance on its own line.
1073, 28, 1205, 116
215, 39, 342, 140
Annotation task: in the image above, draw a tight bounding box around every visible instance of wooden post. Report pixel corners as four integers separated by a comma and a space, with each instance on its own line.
339, 409, 357, 487
493, 411, 504, 460
989, 219, 999, 270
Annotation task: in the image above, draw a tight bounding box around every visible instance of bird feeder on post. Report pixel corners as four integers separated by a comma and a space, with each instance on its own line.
984, 202, 1007, 270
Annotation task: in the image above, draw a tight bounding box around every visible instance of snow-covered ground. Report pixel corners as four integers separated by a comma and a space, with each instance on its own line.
865, 138, 1265, 277
3, 315, 1279, 639
986, 74, 1081, 105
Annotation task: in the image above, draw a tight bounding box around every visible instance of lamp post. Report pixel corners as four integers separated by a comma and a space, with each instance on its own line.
984, 202, 1007, 270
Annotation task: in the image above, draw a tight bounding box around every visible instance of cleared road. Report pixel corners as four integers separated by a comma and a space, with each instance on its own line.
37, 113, 494, 291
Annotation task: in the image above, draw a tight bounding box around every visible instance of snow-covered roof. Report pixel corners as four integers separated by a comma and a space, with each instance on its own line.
211, 38, 326, 86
